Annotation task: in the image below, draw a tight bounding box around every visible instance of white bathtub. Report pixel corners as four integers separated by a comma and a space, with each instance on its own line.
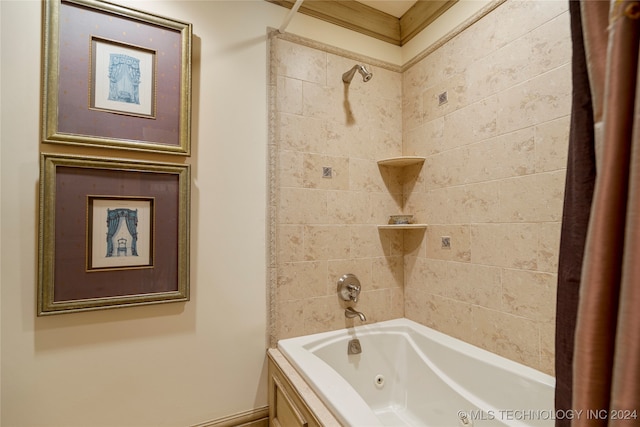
278, 318, 555, 427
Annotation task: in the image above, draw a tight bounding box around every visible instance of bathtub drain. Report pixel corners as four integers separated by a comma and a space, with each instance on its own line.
458, 411, 474, 427
374, 374, 385, 389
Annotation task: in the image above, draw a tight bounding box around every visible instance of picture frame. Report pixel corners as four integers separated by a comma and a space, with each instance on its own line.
38, 153, 190, 315
41, 0, 192, 155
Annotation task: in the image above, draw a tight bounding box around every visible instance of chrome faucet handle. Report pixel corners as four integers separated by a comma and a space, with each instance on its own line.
346, 283, 361, 302
347, 283, 360, 292
337, 274, 361, 302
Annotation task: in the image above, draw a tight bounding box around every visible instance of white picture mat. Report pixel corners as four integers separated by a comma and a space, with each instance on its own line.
92, 39, 155, 116
90, 198, 152, 269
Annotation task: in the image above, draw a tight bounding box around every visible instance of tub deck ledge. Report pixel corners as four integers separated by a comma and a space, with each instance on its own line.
267, 348, 341, 427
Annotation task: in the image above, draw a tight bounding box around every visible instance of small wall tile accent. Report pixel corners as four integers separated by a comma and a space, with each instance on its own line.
270, 0, 570, 376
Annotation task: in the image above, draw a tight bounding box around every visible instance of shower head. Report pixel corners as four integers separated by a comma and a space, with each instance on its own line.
342, 64, 373, 84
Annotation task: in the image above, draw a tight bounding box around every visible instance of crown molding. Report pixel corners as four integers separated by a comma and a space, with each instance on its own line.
267, 0, 458, 46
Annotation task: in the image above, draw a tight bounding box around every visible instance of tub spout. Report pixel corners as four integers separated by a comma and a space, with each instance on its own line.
345, 307, 366, 322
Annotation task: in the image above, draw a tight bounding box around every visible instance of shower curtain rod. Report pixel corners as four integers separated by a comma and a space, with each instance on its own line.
278, 0, 305, 33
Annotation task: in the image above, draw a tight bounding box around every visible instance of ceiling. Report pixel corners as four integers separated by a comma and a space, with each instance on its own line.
267, 0, 458, 46
355, 0, 418, 18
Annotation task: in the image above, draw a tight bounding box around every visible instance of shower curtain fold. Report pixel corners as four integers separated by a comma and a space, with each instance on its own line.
556, 1, 640, 425
555, 3, 596, 425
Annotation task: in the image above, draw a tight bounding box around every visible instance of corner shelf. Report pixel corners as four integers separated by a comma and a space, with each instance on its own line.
377, 156, 426, 167
378, 224, 427, 230
377, 156, 426, 231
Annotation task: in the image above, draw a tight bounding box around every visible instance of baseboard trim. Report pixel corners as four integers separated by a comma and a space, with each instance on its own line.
191, 406, 269, 427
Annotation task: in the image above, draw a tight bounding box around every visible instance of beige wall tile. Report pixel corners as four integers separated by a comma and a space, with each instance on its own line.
470, 306, 540, 366
446, 262, 502, 310
276, 299, 306, 339
496, 64, 571, 135
278, 113, 326, 153
471, 223, 538, 270
405, 257, 448, 296
535, 116, 570, 173
464, 127, 535, 184
422, 184, 501, 225
423, 147, 469, 190
354, 289, 398, 323
526, 12, 571, 74
327, 190, 372, 225
278, 187, 327, 224
277, 225, 304, 263
538, 222, 562, 273
463, 182, 501, 224
369, 97, 403, 136
350, 225, 385, 258
465, 12, 570, 104
275, 39, 327, 84
351, 158, 401, 193
404, 190, 429, 224
364, 225, 403, 257
403, 57, 432, 100
343, 125, 402, 161
304, 296, 344, 335
303, 154, 350, 190
491, 0, 568, 49
402, 162, 426, 199
403, 117, 445, 157
277, 261, 328, 301
369, 128, 403, 161
372, 256, 404, 290
277, 76, 303, 115
422, 72, 468, 121
370, 191, 404, 224
501, 269, 557, 321
326, 120, 369, 158
424, 294, 476, 344
404, 288, 430, 326
499, 171, 566, 222
442, 96, 499, 152
404, 230, 427, 258
425, 225, 471, 262
422, 187, 461, 224
303, 82, 345, 123
303, 225, 351, 261
539, 320, 556, 375
406, 0, 568, 373
402, 94, 424, 133
279, 150, 304, 188
389, 287, 404, 319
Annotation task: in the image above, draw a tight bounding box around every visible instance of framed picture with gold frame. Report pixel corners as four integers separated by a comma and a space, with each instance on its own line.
41, 0, 192, 155
38, 153, 190, 315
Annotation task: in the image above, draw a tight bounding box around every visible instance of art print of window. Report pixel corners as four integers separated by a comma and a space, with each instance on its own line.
90, 37, 156, 118
88, 197, 154, 271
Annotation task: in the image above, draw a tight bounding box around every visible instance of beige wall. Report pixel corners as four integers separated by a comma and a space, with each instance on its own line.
0, 1, 400, 426
271, 0, 571, 376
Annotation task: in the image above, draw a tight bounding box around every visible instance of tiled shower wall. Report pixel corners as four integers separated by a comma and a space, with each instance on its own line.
270, 36, 406, 339
270, 0, 571, 375
402, 0, 570, 374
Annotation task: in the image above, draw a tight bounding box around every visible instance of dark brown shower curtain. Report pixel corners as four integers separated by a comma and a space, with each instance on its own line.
554, 2, 596, 424
556, 1, 640, 426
